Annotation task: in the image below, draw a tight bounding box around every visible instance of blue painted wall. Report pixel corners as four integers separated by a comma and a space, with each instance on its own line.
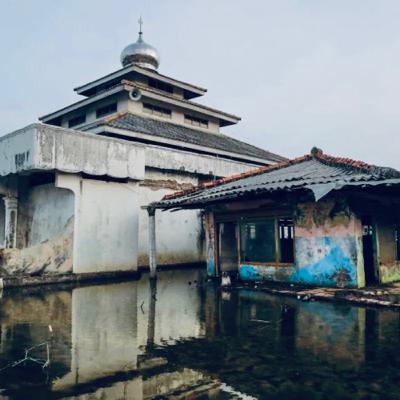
238, 236, 358, 287
290, 236, 358, 287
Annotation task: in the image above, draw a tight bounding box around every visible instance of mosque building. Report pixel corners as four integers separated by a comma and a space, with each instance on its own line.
0, 20, 284, 283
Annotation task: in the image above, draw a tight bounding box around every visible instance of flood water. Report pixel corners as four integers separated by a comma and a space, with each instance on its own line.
0, 269, 400, 399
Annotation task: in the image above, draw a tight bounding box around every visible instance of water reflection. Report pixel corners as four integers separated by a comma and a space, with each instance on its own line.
0, 269, 399, 399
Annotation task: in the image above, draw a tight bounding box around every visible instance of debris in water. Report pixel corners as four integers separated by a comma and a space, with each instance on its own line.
221, 272, 231, 287
0, 342, 51, 373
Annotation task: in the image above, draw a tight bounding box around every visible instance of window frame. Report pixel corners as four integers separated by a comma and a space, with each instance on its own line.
143, 102, 172, 118
184, 114, 209, 128
238, 216, 294, 266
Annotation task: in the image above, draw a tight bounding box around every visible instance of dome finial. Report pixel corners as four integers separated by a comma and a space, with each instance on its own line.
120, 17, 160, 70
138, 16, 143, 40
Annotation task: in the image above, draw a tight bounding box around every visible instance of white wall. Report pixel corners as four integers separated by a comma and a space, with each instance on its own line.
137, 169, 203, 266
57, 173, 140, 273
0, 124, 145, 180
26, 184, 74, 246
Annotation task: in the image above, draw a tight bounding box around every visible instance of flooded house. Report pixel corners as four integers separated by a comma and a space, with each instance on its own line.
0, 22, 284, 282
149, 148, 400, 288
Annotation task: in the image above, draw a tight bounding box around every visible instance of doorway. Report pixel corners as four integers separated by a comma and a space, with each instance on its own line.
217, 222, 238, 274
362, 218, 377, 285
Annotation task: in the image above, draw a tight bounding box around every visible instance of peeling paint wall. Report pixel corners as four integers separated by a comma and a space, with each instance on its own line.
376, 218, 400, 283
0, 217, 73, 276
292, 198, 363, 287
240, 199, 363, 287
21, 184, 74, 247
0, 182, 74, 275
240, 264, 296, 282
137, 169, 204, 266
0, 124, 145, 180
204, 211, 216, 276
57, 173, 139, 274
207, 197, 365, 288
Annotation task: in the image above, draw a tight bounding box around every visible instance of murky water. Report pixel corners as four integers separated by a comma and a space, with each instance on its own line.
0, 269, 400, 399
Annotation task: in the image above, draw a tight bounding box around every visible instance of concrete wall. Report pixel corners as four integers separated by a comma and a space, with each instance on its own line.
0, 182, 74, 275
291, 199, 363, 288
376, 217, 400, 283
25, 184, 74, 247
207, 197, 365, 288
138, 169, 203, 266
57, 173, 140, 274
0, 123, 145, 180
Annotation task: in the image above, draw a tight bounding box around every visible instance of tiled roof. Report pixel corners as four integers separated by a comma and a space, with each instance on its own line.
93, 112, 285, 163
154, 148, 400, 208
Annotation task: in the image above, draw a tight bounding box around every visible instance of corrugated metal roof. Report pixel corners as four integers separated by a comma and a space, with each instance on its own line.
153, 151, 400, 209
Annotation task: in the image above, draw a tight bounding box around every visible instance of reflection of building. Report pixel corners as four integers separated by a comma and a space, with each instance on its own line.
151, 148, 400, 287
0, 20, 284, 281
0, 270, 213, 398
2, 271, 398, 399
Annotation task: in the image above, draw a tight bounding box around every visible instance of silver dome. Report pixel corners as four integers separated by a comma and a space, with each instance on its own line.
120, 32, 160, 70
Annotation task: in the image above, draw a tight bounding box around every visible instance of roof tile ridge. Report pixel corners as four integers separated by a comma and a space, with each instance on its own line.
103, 111, 129, 124
315, 152, 372, 173
162, 154, 312, 201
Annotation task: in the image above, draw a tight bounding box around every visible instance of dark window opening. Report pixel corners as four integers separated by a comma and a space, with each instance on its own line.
279, 218, 294, 263
143, 103, 171, 118
362, 217, 377, 285
396, 226, 400, 261
184, 114, 208, 128
148, 78, 174, 94
218, 222, 238, 272
240, 217, 294, 264
68, 114, 86, 128
240, 219, 276, 263
96, 103, 117, 118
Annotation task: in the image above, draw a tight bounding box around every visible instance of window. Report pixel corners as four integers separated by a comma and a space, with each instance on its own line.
279, 218, 294, 263
143, 103, 171, 118
148, 78, 173, 94
184, 114, 208, 128
240, 219, 276, 263
96, 103, 117, 118
396, 226, 400, 261
240, 217, 294, 264
68, 114, 86, 128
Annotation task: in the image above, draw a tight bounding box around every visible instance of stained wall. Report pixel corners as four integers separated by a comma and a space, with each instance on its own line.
0, 182, 74, 275
206, 196, 365, 288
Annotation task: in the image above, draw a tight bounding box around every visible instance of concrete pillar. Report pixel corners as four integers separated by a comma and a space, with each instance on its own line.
148, 207, 157, 279
146, 278, 157, 349
4, 196, 18, 249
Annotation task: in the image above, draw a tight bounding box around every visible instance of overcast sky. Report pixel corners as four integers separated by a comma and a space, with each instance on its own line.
1, 0, 400, 167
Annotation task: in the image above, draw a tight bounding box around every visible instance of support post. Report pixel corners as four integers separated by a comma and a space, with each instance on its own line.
148, 207, 157, 279
4, 196, 18, 249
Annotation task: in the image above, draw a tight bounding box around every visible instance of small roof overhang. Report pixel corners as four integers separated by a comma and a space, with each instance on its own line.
74, 64, 207, 99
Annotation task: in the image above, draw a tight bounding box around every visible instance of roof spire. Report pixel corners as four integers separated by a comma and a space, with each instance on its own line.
138, 16, 143, 41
